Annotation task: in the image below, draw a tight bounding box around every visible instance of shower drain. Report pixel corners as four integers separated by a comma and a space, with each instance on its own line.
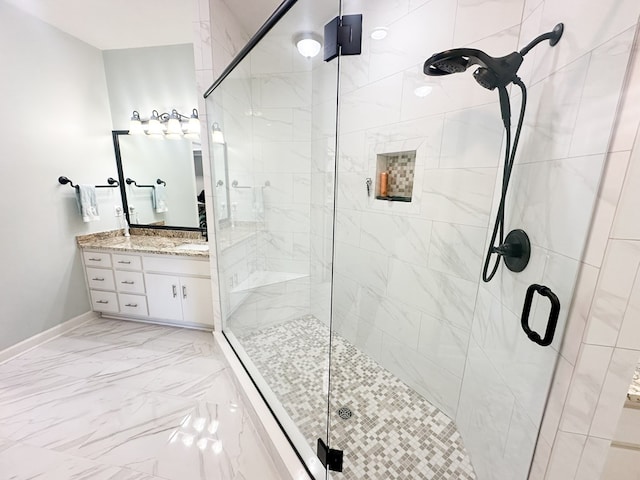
337, 407, 353, 420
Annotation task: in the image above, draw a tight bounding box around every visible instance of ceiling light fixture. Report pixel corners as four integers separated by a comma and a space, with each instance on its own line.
371, 27, 388, 40
128, 108, 201, 139
294, 32, 322, 58
211, 122, 225, 144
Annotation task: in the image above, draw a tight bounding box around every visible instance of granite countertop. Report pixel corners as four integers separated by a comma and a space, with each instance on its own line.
76, 230, 209, 258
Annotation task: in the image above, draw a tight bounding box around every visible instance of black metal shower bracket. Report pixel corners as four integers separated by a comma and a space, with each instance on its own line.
521, 284, 561, 347
317, 438, 343, 472
324, 14, 363, 62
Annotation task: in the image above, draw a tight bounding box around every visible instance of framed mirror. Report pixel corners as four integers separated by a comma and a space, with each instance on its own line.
113, 130, 206, 233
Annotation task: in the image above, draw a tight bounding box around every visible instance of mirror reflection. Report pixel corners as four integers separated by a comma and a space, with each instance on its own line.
210, 141, 230, 223
115, 133, 205, 230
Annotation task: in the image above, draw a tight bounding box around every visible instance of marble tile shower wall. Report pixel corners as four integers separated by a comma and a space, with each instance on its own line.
331, 1, 640, 479
218, 30, 317, 329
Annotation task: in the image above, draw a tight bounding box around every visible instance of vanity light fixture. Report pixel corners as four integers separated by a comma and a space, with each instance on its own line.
211, 122, 225, 144
294, 32, 322, 58
128, 108, 201, 139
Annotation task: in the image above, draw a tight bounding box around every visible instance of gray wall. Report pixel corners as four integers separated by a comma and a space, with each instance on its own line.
0, 1, 122, 350
102, 44, 197, 130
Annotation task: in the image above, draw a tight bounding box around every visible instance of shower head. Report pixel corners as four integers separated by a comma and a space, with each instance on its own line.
423, 23, 564, 90
423, 48, 524, 90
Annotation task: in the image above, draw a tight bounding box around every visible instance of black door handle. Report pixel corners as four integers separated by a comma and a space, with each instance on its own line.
521, 284, 560, 347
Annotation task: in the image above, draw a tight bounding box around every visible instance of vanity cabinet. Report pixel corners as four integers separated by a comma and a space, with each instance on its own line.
81, 249, 213, 329
145, 274, 213, 325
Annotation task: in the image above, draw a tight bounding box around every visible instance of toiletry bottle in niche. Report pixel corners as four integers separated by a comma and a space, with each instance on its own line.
380, 171, 389, 197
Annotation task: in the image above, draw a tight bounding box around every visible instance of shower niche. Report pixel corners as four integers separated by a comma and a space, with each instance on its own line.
375, 150, 416, 202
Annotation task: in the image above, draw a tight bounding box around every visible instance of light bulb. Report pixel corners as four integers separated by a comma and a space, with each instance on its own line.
211, 122, 225, 144
186, 109, 200, 139
166, 109, 182, 135
147, 110, 164, 136
129, 111, 144, 135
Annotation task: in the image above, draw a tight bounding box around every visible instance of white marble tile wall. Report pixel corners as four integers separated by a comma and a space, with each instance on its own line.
529, 13, 640, 480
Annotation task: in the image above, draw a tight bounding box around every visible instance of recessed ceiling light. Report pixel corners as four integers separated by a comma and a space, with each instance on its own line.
371, 27, 388, 40
414, 85, 433, 97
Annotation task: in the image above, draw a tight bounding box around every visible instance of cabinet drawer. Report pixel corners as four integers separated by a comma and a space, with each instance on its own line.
86, 268, 116, 290
90, 290, 119, 313
112, 254, 142, 270
143, 255, 210, 276
118, 293, 148, 317
114, 270, 145, 294
83, 251, 112, 268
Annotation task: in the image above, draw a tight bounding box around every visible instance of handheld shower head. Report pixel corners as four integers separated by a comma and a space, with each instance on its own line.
422, 23, 565, 284
423, 23, 564, 90
423, 48, 523, 91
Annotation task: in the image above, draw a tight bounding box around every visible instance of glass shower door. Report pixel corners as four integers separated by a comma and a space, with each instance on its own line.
326, 1, 628, 479
205, 0, 341, 478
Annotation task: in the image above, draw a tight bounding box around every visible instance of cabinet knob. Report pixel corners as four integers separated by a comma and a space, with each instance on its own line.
125, 303, 138, 308
88, 258, 102, 262
92, 278, 105, 281
96, 300, 109, 304
182, 285, 187, 299
172, 285, 177, 298
121, 280, 135, 285
118, 261, 131, 264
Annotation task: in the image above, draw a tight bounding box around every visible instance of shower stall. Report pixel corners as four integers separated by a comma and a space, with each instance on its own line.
204, 0, 635, 478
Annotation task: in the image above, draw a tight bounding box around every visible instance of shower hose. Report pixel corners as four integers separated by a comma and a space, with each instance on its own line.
482, 77, 528, 283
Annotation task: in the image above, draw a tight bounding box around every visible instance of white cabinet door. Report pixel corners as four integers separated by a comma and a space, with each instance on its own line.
144, 273, 182, 322
180, 276, 214, 326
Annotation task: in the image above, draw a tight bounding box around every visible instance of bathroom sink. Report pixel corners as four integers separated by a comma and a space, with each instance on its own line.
175, 243, 209, 252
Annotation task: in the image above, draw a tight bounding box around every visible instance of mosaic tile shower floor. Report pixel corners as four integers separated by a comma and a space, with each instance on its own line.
238, 316, 476, 479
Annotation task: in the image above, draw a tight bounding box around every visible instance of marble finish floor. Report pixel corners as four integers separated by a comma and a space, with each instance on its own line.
237, 316, 476, 480
0, 318, 281, 480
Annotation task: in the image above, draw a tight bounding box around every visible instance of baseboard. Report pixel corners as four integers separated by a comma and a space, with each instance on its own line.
213, 331, 312, 480
0, 311, 98, 364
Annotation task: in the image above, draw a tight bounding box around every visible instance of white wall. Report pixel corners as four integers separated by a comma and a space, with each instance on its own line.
0, 1, 122, 350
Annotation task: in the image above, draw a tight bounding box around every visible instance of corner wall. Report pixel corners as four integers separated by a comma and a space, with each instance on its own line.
0, 1, 123, 351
